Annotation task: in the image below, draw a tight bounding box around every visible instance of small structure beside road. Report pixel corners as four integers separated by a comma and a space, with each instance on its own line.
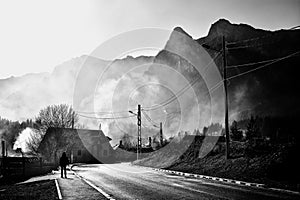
38, 127, 114, 165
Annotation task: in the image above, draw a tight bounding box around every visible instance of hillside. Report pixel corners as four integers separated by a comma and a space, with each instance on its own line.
133, 19, 300, 191
159, 19, 300, 119
134, 135, 196, 168
199, 19, 300, 117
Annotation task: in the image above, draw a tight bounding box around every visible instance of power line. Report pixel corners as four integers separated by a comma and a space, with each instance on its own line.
200, 36, 222, 52
199, 36, 220, 46
77, 80, 224, 121
289, 25, 300, 30
77, 51, 221, 115
226, 25, 299, 47
77, 50, 299, 120
76, 109, 135, 115
141, 110, 160, 128
227, 42, 276, 50
77, 113, 135, 120
226, 54, 298, 69
226, 33, 275, 46
227, 50, 300, 80
142, 49, 299, 116
143, 52, 221, 111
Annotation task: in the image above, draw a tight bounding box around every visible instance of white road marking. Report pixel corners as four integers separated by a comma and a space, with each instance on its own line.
154, 168, 267, 189
54, 178, 63, 200
73, 171, 116, 200
269, 187, 300, 195
172, 183, 230, 199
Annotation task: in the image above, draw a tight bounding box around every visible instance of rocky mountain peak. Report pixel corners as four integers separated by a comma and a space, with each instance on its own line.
172, 26, 192, 38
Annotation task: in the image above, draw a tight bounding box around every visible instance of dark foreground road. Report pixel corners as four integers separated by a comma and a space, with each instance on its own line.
72, 163, 299, 200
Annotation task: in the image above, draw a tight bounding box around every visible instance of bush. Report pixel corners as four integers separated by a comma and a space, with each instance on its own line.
230, 120, 243, 141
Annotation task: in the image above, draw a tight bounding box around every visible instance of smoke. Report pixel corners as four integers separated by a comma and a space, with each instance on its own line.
13, 127, 34, 152
75, 54, 224, 145
228, 81, 255, 122
1, 28, 228, 149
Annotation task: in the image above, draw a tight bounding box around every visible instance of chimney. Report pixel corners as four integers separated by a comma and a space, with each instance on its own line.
148, 137, 152, 147
99, 123, 101, 131
119, 140, 123, 146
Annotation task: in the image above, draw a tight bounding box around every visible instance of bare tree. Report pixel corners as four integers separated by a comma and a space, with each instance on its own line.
35, 104, 78, 133
25, 104, 78, 155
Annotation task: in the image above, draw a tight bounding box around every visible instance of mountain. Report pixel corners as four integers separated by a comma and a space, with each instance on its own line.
0, 55, 108, 120
203, 19, 300, 117
0, 19, 299, 129
0, 55, 154, 123
163, 19, 300, 119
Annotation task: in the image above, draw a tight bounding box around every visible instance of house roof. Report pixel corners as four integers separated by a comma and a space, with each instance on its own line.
38, 127, 113, 153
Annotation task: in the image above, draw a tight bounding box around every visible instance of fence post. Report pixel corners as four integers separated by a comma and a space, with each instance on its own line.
22, 157, 25, 177
2, 157, 5, 177
1, 141, 5, 158
1, 141, 5, 176
40, 157, 43, 171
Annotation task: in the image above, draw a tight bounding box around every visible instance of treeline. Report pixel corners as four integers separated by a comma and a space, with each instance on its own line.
230, 115, 299, 144
119, 132, 166, 151
0, 117, 34, 151
189, 115, 299, 145
1, 104, 79, 154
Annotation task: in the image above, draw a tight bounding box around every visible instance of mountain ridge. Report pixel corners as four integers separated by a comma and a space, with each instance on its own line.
1, 19, 299, 122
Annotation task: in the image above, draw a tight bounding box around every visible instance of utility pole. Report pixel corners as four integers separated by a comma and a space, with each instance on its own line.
1, 140, 5, 157
223, 36, 230, 159
160, 122, 163, 146
137, 104, 142, 160
71, 111, 75, 129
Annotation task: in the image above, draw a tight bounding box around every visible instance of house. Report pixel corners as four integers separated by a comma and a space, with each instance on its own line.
38, 127, 114, 165
113, 138, 154, 162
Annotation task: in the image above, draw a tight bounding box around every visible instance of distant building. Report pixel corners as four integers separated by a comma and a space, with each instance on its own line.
113, 137, 154, 162
38, 127, 114, 164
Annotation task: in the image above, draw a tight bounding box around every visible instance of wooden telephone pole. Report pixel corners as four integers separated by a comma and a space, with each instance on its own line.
160, 122, 163, 146
137, 104, 142, 160
223, 36, 230, 159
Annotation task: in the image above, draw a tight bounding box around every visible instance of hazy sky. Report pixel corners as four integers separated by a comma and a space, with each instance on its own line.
0, 0, 299, 79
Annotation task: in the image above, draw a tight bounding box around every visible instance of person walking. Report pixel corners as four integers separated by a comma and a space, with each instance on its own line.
60, 152, 69, 178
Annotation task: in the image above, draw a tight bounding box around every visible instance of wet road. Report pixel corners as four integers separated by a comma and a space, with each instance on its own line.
72, 163, 299, 200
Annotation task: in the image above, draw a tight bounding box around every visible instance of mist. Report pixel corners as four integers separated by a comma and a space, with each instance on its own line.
0, 28, 251, 148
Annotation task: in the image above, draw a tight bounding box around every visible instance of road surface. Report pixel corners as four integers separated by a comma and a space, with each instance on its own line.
72, 163, 299, 200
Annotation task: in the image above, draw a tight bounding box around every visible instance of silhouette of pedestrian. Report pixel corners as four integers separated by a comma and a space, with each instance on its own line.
60, 152, 69, 178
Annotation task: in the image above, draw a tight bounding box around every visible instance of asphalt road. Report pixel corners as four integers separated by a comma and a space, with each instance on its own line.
72, 163, 299, 200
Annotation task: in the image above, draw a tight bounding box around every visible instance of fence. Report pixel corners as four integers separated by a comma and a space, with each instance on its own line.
0, 156, 57, 181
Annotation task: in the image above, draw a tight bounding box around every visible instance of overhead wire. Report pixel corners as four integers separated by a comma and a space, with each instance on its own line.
76, 109, 135, 115
226, 42, 276, 50
226, 52, 300, 69
77, 113, 135, 120
143, 52, 222, 111
141, 110, 160, 128
226, 25, 299, 49
226, 33, 276, 46
77, 31, 300, 120
227, 50, 300, 80
75, 38, 220, 115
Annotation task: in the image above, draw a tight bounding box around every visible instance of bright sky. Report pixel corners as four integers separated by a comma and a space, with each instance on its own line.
0, 0, 299, 79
